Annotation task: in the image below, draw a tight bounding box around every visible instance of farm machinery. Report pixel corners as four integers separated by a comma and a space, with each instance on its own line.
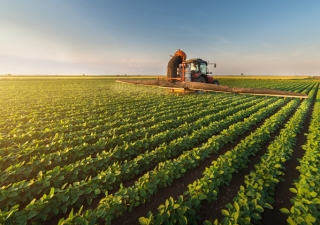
116, 49, 308, 99
166, 49, 220, 85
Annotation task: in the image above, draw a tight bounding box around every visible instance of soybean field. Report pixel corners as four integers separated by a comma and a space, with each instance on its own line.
0, 77, 319, 225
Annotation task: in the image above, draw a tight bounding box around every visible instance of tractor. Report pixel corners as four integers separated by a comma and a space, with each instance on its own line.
167, 49, 220, 85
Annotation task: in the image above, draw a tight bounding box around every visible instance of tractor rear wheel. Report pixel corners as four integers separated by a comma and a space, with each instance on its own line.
195, 76, 207, 83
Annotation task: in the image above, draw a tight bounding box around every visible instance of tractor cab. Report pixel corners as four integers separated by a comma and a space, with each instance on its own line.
185, 58, 208, 76
184, 58, 219, 84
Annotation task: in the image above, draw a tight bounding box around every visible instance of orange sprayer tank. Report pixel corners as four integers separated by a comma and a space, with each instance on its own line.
174, 49, 187, 61
167, 49, 187, 81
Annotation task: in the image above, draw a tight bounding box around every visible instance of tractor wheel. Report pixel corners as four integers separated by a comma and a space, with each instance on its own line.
212, 79, 220, 85
195, 76, 207, 83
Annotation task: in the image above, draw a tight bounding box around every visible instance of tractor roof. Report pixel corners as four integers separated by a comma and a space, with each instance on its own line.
185, 58, 207, 64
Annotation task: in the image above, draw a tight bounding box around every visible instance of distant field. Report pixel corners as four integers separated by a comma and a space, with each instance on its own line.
0, 74, 316, 80
0, 77, 319, 224
0, 75, 162, 80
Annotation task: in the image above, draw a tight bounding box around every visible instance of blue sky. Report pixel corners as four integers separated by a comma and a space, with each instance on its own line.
1, 0, 320, 75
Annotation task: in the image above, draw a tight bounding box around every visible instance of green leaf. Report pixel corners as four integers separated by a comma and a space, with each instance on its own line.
310, 191, 317, 197
221, 209, 230, 217
169, 197, 174, 206
15, 214, 27, 224
85, 187, 93, 194
246, 190, 254, 197
209, 182, 216, 189
305, 214, 316, 223
225, 203, 233, 209
255, 205, 264, 213
140, 190, 146, 198
263, 203, 273, 209
139, 217, 150, 225
287, 216, 296, 225
251, 212, 261, 220
165, 199, 169, 208
8, 192, 18, 197
27, 210, 39, 219
50, 187, 55, 196
280, 208, 290, 214
199, 193, 206, 200
266, 196, 275, 204
178, 216, 188, 225
62, 195, 69, 202
173, 204, 180, 209
289, 188, 297, 194
74, 217, 87, 224
234, 202, 240, 211
94, 188, 101, 195
43, 180, 50, 187
296, 217, 305, 223
69, 208, 74, 219
155, 215, 163, 224
61, 182, 68, 190
203, 220, 213, 225
58, 218, 65, 225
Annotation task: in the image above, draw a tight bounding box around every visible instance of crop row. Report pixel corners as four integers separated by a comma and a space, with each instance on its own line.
0, 95, 252, 186
0, 79, 315, 225
0, 91, 209, 149
0, 87, 163, 138
55, 96, 288, 225
138, 97, 299, 225
0, 93, 217, 159
281, 84, 320, 224
215, 85, 315, 225
0, 96, 274, 224
220, 79, 313, 92
0, 80, 185, 151
138, 83, 314, 225
0, 94, 227, 171
0, 95, 259, 209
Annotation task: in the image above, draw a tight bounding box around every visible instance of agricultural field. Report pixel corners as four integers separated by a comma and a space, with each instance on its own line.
0, 77, 319, 225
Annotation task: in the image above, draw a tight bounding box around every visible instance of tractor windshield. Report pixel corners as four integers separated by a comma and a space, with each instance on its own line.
199, 62, 207, 74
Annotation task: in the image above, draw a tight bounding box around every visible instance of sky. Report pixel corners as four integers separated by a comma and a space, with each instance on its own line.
1, 0, 320, 76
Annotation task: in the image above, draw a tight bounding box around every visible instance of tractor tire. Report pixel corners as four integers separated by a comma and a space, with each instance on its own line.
212, 79, 220, 85
195, 76, 207, 83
